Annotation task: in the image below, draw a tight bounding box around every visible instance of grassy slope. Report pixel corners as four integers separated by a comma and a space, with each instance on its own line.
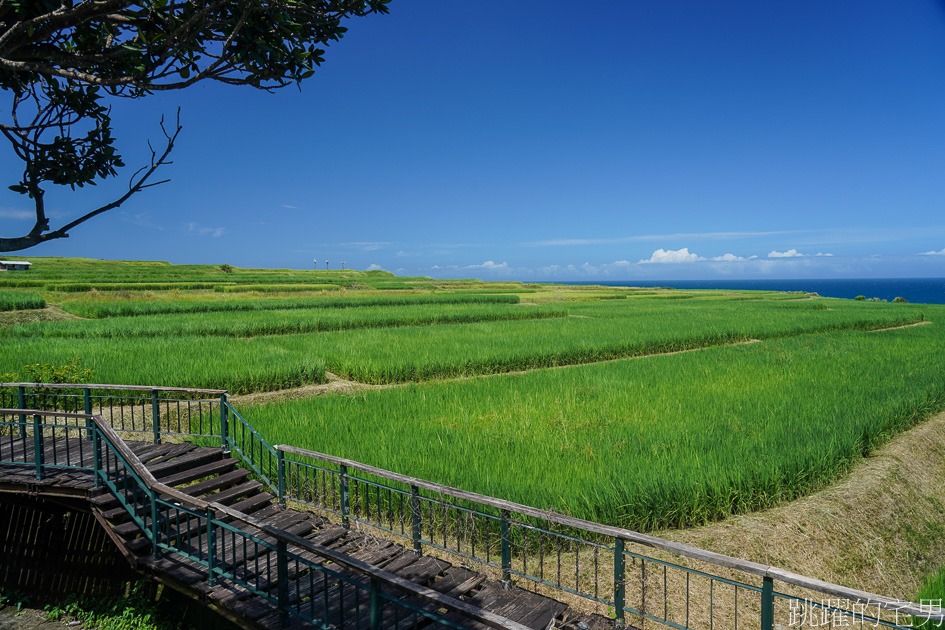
245, 323, 945, 531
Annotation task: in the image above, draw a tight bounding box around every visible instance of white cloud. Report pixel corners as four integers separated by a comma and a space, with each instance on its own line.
710, 253, 754, 262
281, 204, 298, 209
125, 212, 164, 231
814, 252, 834, 257
639, 248, 701, 264
465, 260, 509, 270
526, 230, 801, 247
186, 223, 225, 238
0, 208, 33, 220
366, 263, 383, 271
919, 248, 945, 256
768, 249, 803, 258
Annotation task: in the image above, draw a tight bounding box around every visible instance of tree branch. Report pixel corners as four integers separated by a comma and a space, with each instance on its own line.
0, 111, 182, 253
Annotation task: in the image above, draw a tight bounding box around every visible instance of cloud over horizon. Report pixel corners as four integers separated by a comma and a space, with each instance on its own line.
465, 260, 509, 270
638, 248, 701, 264
768, 249, 803, 258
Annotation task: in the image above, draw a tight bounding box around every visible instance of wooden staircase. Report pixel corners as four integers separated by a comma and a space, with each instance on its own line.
76, 441, 576, 630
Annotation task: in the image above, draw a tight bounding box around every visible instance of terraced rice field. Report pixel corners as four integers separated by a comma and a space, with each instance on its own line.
2, 256, 944, 533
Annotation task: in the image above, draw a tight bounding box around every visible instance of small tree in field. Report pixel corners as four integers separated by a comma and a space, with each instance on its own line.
0, 0, 390, 252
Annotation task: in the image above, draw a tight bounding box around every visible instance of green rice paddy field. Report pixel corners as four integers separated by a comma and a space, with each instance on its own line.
2, 256, 945, 532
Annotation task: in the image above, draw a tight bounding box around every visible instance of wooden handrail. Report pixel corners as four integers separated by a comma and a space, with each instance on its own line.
6, 401, 937, 622
0, 408, 96, 419
0, 382, 227, 395
91, 416, 530, 630
277, 444, 937, 619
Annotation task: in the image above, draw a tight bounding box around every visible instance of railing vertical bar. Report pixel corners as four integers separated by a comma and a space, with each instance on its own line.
207, 508, 216, 586
151, 390, 160, 444
411, 485, 422, 555
501, 509, 511, 587
370, 578, 381, 630
92, 427, 101, 488
614, 538, 625, 625
17, 386, 26, 439
33, 414, 43, 479
277, 450, 286, 507
340, 464, 350, 529
277, 539, 289, 628
761, 576, 774, 630
84, 388, 93, 441
151, 490, 161, 559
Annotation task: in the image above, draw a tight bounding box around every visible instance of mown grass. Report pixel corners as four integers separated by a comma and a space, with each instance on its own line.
0, 290, 45, 311
3, 303, 566, 339
246, 324, 945, 531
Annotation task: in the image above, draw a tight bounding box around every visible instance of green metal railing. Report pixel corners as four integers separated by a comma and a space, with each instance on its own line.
0, 407, 525, 630
3, 383, 943, 630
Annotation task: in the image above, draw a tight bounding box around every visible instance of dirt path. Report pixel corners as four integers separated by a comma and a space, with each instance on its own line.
663, 409, 945, 601
232, 339, 764, 405
235, 320, 928, 405
233, 372, 390, 405
866, 320, 932, 332
0, 305, 81, 327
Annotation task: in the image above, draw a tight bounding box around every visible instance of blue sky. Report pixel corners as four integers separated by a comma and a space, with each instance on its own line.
3, 0, 945, 280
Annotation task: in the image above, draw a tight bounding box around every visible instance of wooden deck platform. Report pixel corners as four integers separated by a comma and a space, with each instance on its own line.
0, 437, 616, 630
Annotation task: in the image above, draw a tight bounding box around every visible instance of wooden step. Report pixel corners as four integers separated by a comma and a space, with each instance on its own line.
146, 449, 224, 478
181, 467, 252, 497
227, 491, 275, 516
204, 480, 262, 505
158, 457, 238, 487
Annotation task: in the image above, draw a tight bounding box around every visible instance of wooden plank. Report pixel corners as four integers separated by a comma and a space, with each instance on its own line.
143, 443, 197, 465
181, 468, 252, 498
515, 599, 568, 629
227, 492, 275, 516
0, 383, 227, 395
146, 449, 223, 478
158, 458, 237, 487
202, 479, 261, 505
384, 555, 448, 584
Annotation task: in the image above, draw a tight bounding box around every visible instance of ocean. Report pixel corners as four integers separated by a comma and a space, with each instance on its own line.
564, 278, 945, 305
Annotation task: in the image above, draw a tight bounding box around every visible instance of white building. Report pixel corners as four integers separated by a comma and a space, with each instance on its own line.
0, 260, 32, 271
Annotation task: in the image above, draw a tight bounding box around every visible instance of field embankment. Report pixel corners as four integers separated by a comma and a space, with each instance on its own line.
664, 408, 945, 602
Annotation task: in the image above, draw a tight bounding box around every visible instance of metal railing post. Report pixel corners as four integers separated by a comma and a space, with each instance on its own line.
500, 509, 512, 587
761, 575, 774, 630
220, 394, 229, 452
340, 464, 350, 529
614, 538, 626, 626
17, 386, 26, 439
151, 390, 161, 444
369, 578, 381, 630
410, 485, 422, 555
277, 539, 289, 628
92, 427, 102, 488
207, 508, 216, 586
277, 450, 286, 507
84, 388, 93, 441
150, 491, 161, 559
33, 414, 43, 479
